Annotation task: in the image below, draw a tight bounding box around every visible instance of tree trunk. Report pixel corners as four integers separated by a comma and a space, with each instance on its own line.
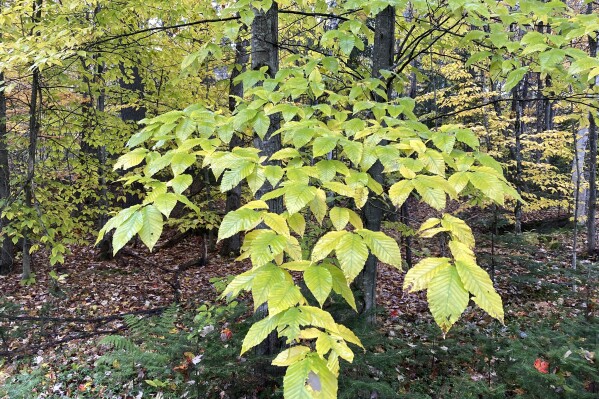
0, 70, 13, 275
360, 5, 395, 322
252, 3, 282, 214
252, 2, 281, 356
574, 127, 589, 223
586, 3, 598, 254
512, 77, 526, 235
22, 0, 43, 280
119, 64, 146, 209
221, 36, 248, 256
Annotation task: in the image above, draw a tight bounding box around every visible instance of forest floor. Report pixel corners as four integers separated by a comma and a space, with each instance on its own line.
0, 210, 598, 398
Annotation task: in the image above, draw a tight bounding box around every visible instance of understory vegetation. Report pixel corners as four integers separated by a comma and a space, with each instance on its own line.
1, 226, 597, 398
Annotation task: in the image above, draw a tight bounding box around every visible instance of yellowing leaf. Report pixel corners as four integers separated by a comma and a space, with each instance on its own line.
413, 177, 446, 210
138, 205, 163, 252
218, 208, 263, 241
263, 213, 290, 237
288, 212, 306, 236
304, 265, 333, 307
325, 264, 357, 311
455, 260, 504, 323
441, 214, 475, 248
283, 357, 312, 399
114, 147, 147, 170
310, 188, 328, 224
427, 264, 468, 333
272, 346, 311, 367
358, 230, 402, 269
285, 184, 316, 215
389, 180, 414, 208
241, 312, 283, 355
335, 233, 368, 283
403, 257, 450, 292
312, 231, 347, 262
330, 207, 349, 231
269, 281, 304, 315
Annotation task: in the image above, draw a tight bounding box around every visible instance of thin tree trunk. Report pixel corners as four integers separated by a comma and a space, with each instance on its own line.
360, 5, 395, 322
0, 0, 11, 274
119, 64, 146, 209
22, 0, 43, 280
252, 2, 281, 356
512, 80, 525, 235
586, 3, 598, 254
221, 36, 248, 256
0, 70, 13, 275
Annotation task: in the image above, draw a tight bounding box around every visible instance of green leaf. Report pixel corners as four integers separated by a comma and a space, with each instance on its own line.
283, 357, 312, 399
329, 207, 349, 231
427, 264, 468, 333
468, 171, 505, 204
504, 67, 528, 92
153, 193, 178, 217
324, 264, 356, 310
455, 129, 479, 149
304, 265, 333, 307
138, 205, 163, 252
114, 148, 147, 170
253, 111, 271, 139
241, 312, 283, 354
175, 118, 196, 141
171, 152, 196, 176
313, 136, 339, 157
113, 210, 144, 254
218, 208, 263, 240
335, 233, 368, 283
403, 257, 450, 292
169, 174, 193, 194
455, 260, 504, 323
252, 264, 286, 309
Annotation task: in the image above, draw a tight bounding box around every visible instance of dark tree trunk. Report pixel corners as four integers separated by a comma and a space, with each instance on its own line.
22, 0, 43, 279
221, 37, 249, 256
119, 64, 146, 209
586, 4, 598, 254
512, 76, 527, 235
252, 2, 282, 356
252, 4, 282, 214
0, 71, 13, 275
360, 5, 395, 322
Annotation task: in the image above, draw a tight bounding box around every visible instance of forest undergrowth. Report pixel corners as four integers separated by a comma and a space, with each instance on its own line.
0, 213, 597, 399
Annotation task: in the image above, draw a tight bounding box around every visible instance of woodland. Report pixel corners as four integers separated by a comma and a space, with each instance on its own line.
0, 0, 598, 398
